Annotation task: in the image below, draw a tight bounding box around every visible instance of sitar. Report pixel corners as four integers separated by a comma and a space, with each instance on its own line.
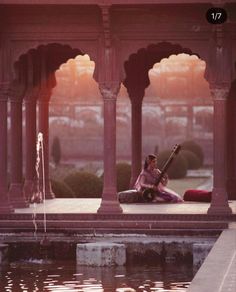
142, 144, 181, 202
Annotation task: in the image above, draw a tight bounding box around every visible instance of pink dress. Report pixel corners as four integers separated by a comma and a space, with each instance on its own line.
134, 168, 183, 203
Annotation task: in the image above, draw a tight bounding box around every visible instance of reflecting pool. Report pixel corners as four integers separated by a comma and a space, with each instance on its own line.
0, 260, 192, 291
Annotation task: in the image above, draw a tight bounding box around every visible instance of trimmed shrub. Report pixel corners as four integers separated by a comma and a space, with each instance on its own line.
64, 171, 103, 198
181, 140, 204, 166
116, 162, 131, 192
157, 150, 188, 179
51, 179, 75, 198
181, 150, 201, 170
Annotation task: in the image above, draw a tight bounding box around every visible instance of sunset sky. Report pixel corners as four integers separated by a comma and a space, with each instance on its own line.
52, 53, 211, 102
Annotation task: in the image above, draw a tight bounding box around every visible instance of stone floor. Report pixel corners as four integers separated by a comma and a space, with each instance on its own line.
14, 198, 236, 214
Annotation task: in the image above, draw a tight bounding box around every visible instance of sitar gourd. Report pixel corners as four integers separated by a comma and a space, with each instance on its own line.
142, 144, 181, 202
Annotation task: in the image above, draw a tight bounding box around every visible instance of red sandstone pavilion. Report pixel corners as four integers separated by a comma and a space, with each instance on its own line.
0, 0, 235, 215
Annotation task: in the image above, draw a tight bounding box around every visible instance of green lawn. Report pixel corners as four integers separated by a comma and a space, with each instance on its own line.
168, 177, 209, 197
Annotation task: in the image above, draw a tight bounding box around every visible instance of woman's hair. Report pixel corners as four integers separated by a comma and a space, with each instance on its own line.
144, 154, 157, 169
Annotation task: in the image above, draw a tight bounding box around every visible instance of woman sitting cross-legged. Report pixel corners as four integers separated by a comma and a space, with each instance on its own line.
134, 154, 183, 203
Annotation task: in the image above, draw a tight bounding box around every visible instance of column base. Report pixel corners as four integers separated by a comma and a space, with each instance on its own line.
8, 183, 29, 208
23, 179, 35, 201
41, 180, 55, 200
207, 205, 232, 215
207, 187, 232, 214
97, 200, 123, 214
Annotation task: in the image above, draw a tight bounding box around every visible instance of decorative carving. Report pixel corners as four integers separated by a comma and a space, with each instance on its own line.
0, 82, 10, 101
210, 87, 229, 100
99, 82, 121, 100
205, 25, 233, 86
100, 5, 111, 48
9, 80, 26, 102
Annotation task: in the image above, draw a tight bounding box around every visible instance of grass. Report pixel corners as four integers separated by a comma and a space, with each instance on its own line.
168, 177, 209, 197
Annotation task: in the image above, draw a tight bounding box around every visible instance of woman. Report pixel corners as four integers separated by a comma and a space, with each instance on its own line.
134, 154, 183, 203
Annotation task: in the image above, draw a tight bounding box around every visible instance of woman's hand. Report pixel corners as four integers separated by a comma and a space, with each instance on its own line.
161, 174, 168, 186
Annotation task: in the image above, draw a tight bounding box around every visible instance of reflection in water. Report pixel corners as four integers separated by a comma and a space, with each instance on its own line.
0, 260, 192, 291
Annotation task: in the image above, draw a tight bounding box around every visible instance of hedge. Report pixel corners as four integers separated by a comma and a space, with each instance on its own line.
64, 171, 103, 198
157, 150, 188, 179
51, 179, 75, 198
181, 140, 204, 166
181, 150, 201, 170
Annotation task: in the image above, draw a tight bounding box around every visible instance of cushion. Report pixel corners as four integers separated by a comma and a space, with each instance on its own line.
183, 189, 212, 202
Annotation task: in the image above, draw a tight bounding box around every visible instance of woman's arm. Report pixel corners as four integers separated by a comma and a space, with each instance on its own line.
139, 175, 154, 189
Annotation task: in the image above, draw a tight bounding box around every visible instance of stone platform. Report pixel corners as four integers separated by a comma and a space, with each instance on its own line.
0, 199, 235, 235
0, 199, 235, 292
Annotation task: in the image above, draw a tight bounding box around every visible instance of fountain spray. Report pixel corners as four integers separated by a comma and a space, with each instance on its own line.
33, 132, 49, 246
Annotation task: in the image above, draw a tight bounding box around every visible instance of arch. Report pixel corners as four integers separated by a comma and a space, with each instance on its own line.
12, 43, 85, 96
123, 41, 202, 99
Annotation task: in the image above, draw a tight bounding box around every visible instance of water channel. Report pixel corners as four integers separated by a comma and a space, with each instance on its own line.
0, 259, 192, 292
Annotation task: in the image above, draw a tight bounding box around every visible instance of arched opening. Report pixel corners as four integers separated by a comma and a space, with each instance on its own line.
146, 53, 212, 164
50, 54, 102, 164
123, 42, 211, 187
8, 43, 100, 206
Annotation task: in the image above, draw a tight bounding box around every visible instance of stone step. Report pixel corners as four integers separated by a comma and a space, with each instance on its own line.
0, 219, 228, 232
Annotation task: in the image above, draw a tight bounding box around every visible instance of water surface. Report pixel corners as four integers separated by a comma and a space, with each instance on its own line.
0, 260, 192, 291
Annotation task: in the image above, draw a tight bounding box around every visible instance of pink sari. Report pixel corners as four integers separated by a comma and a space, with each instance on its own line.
134, 169, 183, 203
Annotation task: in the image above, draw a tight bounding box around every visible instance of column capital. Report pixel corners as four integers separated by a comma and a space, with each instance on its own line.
210, 86, 230, 100
99, 82, 121, 100
0, 82, 10, 101
9, 81, 26, 102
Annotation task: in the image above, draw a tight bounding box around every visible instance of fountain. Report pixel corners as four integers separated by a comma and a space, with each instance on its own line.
31, 132, 49, 246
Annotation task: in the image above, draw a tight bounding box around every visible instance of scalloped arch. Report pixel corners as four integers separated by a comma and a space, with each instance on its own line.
123, 41, 201, 99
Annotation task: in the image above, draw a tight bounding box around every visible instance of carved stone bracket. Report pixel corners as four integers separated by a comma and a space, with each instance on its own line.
210, 86, 230, 100
100, 5, 111, 48
99, 82, 121, 100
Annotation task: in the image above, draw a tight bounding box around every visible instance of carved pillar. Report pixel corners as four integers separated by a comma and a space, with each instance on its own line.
38, 90, 54, 199
0, 84, 13, 213
8, 88, 28, 208
226, 82, 236, 200
97, 83, 123, 214
130, 97, 143, 187
207, 87, 232, 214
23, 92, 37, 201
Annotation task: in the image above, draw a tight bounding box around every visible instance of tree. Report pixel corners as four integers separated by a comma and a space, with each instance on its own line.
51, 136, 61, 166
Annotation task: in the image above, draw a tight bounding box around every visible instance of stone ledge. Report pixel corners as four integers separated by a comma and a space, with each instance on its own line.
187, 229, 236, 292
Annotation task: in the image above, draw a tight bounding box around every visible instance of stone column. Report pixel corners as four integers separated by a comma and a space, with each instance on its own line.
130, 98, 143, 187
226, 85, 236, 200
8, 90, 28, 208
38, 91, 54, 199
23, 94, 37, 201
97, 83, 123, 214
207, 87, 232, 214
0, 84, 13, 213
